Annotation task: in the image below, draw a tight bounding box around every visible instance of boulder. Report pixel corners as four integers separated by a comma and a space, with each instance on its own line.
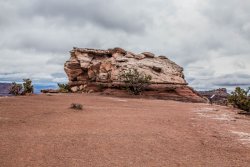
71, 86, 79, 93
158, 55, 168, 59
41, 89, 59, 94
112, 53, 123, 59
109, 47, 126, 55
97, 73, 109, 82
134, 54, 145, 60
142, 52, 155, 58
125, 52, 135, 58
64, 47, 205, 102
64, 47, 186, 85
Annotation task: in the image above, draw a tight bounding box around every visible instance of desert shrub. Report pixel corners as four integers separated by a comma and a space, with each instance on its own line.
119, 68, 152, 95
97, 83, 105, 91
9, 79, 34, 95
228, 87, 250, 113
58, 83, 71, 93
9, 82, 23, 96
70, 103, 83, 110
23, 79, 34, 94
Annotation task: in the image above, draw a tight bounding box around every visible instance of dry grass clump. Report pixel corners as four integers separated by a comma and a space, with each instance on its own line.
70, 103, 83, 110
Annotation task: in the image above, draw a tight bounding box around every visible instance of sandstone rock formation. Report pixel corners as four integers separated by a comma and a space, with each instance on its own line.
65, 47, 186, 85
64, 47, 205, 102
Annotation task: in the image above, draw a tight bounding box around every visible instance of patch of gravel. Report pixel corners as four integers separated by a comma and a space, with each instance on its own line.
194, 107, 235, 121
107, 97, 128, 102
0, 117, 9, 120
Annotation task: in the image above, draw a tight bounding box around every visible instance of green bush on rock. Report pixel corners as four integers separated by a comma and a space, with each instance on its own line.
119, 68, 152, 95
228, 87, 250, 113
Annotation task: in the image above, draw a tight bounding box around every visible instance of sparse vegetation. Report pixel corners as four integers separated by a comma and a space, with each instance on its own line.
58, 83, 71, 93
228, 87, 250, 113
9, 79, 34, 96
9, 82, 23, 96
119, 68, 152, 95
70, 103, 83, 110
9, 78, 34, 96
97, 83, 105, 92
23, 79, 34, 94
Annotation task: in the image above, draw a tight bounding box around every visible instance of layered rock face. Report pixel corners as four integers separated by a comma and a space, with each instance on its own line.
64, 47, 205, 102
65, 47, 186, 85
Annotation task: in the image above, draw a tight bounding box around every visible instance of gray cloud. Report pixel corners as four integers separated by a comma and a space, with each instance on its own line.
212, 74, 250, 87
0, 0, 250, 90
19, 0, 153, 34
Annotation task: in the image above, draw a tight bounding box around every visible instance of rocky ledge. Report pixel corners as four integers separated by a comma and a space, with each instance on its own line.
64, 47, 206, 103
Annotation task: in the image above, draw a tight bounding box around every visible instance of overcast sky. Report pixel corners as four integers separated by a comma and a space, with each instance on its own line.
0, 0, 250, 90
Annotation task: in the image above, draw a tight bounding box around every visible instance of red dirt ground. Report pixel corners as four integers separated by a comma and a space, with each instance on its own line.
0, 94, 250, 167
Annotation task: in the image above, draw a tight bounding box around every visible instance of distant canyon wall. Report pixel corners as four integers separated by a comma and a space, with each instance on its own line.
0, 83, 11, 96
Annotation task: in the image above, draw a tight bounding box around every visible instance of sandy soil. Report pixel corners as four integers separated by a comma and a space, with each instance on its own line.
0, 94, 250, 167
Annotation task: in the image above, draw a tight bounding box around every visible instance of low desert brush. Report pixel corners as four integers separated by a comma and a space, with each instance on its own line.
228, 87, 250, 113
119, 68, 152, 95
70, 103, 83, 110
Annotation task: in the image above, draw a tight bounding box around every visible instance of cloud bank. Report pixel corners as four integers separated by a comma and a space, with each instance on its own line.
0, 0, 250, 90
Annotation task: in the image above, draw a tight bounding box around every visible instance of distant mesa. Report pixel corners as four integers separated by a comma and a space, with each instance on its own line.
198, 88, 229, 105
64, 47, 206, 103
0, 83, 12, 96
